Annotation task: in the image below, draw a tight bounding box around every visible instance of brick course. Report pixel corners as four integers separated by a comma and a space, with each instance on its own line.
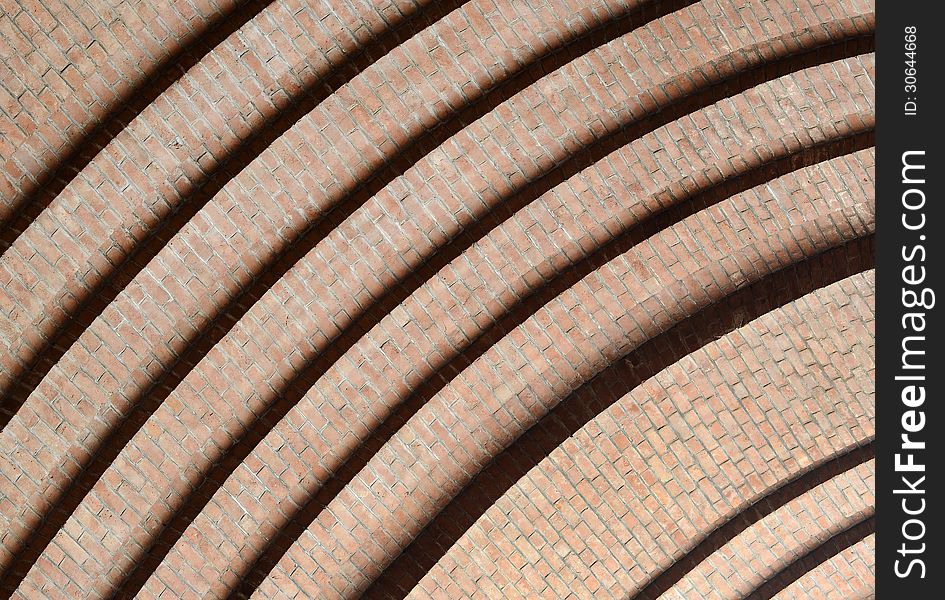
393, 271, 875, 599
771, 534, 875, 599
0, 0, 875, 597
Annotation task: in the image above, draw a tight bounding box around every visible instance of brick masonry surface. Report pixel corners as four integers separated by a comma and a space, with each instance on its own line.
0, 0, 874, 598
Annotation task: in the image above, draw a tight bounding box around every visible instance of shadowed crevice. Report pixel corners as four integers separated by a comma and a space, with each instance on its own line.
0, 0, 472, 429
744, 515, 875, 600
362, 236, 875, 598
0, 0, 710, 427
631, 444, 874, 599
0, 29, 873, 600
0, 0, 276, 253
240, 148, 874, 597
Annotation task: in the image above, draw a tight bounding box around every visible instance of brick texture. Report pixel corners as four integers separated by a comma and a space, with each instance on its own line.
0, 0, 875, 597
658, 459, 874, 600
771, 534, 875, 599
392, 271, 875, 599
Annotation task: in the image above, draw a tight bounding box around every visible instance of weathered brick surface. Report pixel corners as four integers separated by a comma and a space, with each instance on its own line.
145, 142, 874, 599
771, 534, 875, 599
0, 0, 875, 597
0, 0, 713, 404
13, 60, 873, 597
0, 2, 873, 592
396, 271, 875, 599
0, 0, 467, 405
660, 460, 874, 599
249, 175, 873, 598
0, 0, 249, 225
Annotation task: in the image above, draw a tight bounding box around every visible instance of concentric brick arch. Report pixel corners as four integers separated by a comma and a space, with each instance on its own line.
0, 0, 874, 597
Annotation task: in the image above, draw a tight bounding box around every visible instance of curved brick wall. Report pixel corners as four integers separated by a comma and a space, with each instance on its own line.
0, 0, 874, 597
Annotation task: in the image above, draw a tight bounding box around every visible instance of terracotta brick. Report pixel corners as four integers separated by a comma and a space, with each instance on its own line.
0, 0, 874, 597
772, 534, 875, 599
395, 272, 874, 599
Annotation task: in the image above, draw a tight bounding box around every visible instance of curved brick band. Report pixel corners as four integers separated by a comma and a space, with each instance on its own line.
387, 271, 875, 599
660, 460, 874, 600
0, 0, 251, 227
0, 8, 872, 596
12, 54, 874, 597
770, 534, 875, 600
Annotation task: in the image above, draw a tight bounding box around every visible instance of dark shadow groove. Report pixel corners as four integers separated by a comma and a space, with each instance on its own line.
0, 0, 470, 589
0, 0, 473, 427
242, 67, 874, 598
631, 445, 874, 599
744, 515, 875, 600
5, 0, 709, 591
0, 0, 715, 429
233, 131, 873, 598
0, 29, 872, 598
0, 0, 275, 254
363, 235, 875, 598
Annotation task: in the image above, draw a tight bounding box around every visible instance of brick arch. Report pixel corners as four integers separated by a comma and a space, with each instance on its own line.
0, 0, 269, 233
376, 270, 875, 599
0, 16, 871, 596
244, 187, 873, 596
45, 72, 875, 600
0, 0, 876, 597
769, 534, 875, 599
